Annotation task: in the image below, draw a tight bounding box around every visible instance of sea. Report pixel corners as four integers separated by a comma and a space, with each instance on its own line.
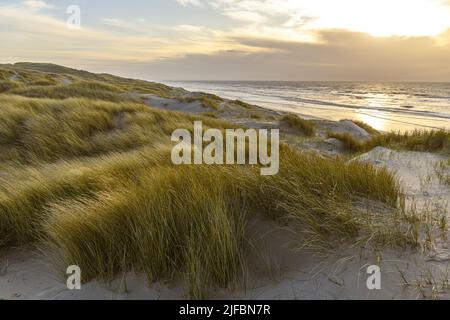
164, 81, 450, 132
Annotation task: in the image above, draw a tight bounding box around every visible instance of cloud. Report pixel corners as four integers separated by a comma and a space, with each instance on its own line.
174, 24, 205, 32
176, 0, 202, 6
210, 0, 300, 25
284, 15, 317, 28
223, 11, 267, 23
2, 0, 450, 82
127, 29, 450, 81
0, 4, 172, 63
100, 18, 151, 34
0, 2, 251, 68
22, 0, 55, 11
209, 0, 450, 37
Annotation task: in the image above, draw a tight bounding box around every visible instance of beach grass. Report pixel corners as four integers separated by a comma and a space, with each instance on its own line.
0, 91, 405, 298
8, 81, 129, 102
434, 159, 450, 185
281, 114, 316, 137
233, 100, 252, 109
179, 95, 222, 110
0, 63, 440, 298
0, 80, 24, 93
327, 129, 450, 154
0, 63, 176, 98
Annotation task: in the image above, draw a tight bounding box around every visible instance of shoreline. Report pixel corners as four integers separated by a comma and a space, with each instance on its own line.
163, 81, 450, 133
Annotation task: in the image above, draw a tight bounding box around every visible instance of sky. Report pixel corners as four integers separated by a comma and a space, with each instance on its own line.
1, 0, 450, 81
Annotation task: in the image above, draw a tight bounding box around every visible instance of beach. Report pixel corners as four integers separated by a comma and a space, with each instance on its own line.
165, 81, 450, 132
2, 0, 450, 308
1, 63, 449, 300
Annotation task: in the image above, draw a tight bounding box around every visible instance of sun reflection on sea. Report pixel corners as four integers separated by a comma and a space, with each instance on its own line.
356, 111, 387, 132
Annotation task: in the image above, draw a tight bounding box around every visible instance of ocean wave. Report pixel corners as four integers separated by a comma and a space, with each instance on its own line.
166, 81, 450, 130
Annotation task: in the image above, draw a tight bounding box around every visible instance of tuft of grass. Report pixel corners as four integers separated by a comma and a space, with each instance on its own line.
0, 68, 13, 81
281, 114, 316, 137
327, 132, 363, 152
366, 130, 450, 154
42, 166, 249, 298
180, 95, 222, 110
0, 80, 24, 93
233, 100, 252, 109
200, 97, 220, 110
8, 81, 129, 102
434, 159, 450, 185
201, 112, 218, 118
328, 129, 450, 154
30, 79, 58, 86
249, 113, 261, 119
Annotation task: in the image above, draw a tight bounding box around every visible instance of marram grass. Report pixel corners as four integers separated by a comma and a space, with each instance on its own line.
328, 129, 450, 154
0, 94, 405, 298
0, 64, 429, 298
281, 114, 316, 137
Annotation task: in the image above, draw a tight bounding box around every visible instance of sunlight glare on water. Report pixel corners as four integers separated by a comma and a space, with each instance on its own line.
165, 81, 450, 132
